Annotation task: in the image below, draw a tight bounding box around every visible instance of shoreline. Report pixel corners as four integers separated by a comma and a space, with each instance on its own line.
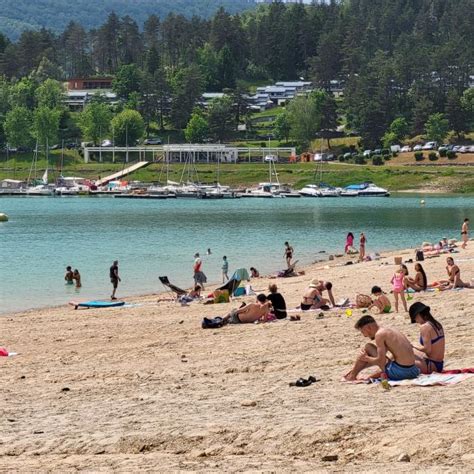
2, 240, 473, 470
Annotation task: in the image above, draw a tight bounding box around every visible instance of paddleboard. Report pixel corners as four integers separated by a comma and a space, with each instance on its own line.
69, 300, 126, 310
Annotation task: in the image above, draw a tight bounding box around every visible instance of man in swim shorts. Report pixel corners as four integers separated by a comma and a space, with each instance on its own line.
223, 294, 271, 324
110, 260, 121, 300
65, 266, 74, 284
344, 315, 420, 381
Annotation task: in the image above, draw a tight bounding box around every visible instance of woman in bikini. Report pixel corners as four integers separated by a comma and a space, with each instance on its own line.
300, 279, 328, 310
405, 263, 427, 292
359, 232, 366, 261
446, 257, 471, 288
461, 218, 469, 249
409, 302, 445, 374
284, 241, 294, 268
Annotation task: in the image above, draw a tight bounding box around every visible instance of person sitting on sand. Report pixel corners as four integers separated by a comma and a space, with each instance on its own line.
344, 315, 420, 381
311, 279, 336, 307
223, 294, 271, 324
73, 269, 82, 288
266, 284, 287, 319
409, 302, 445, 374
179, 285, 202, 304
369, 286, 391, 313
250, 267, 260, 278
405, 263, 427, 292
432, 257, 472, 289
300, 279, 329, 310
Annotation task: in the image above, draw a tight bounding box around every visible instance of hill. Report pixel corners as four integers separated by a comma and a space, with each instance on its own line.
0, 0, 257, 39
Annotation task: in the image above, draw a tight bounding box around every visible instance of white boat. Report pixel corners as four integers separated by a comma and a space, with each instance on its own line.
25, 184, 54, 196
240, 183, 276, 198
54, 177, 90, 195
299, 184, 322, 197
319, 186, 341, 197
340, 182, 390, 197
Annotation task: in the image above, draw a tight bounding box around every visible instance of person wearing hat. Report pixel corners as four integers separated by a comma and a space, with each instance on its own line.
409, 302, 445, 373
300, 278, 329, 310
343, 315, 420, 381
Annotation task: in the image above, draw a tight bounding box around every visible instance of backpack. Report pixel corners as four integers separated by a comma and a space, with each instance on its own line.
201, 317, 225, 329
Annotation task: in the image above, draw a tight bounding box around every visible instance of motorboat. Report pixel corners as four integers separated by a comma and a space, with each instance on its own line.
240, 183, 277, 198
25, 185, 54, 196
340, 182, 390, 197
299, 183, 341, 197
299, 184, 322, 197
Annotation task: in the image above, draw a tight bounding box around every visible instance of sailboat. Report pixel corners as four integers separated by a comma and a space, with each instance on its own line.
25, 144, 54, 196
299, 154, 340, 197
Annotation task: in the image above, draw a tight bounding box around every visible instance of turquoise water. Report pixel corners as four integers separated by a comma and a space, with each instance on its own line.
0, 195, 472, 313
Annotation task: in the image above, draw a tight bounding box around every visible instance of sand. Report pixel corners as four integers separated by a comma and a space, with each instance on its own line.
1, 244, 474, 472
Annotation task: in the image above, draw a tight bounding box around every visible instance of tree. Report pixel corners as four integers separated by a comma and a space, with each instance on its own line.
111, 109, 144, 146
9, 77, 36, 109
425, 113, 449, 143
79, 101, 112, 145
461, 88, 474, 131
32, 106, 61, 150
5, 106, 33, 147
35, 79, 64, 109
273, 111, 291, 143
207, 96, 235, 142
446, 90, 466, 138
30, 57, 65, 83
286, 94, 320, 147
112, 64, 142, 101
170, 65, 204, 129
382, 116, 409, 147
185, 110, 209, 143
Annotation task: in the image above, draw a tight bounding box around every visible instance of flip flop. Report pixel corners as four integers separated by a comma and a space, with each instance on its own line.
308, 375, 320, 383
290, 377, 312, 387
290, 315, 301, 321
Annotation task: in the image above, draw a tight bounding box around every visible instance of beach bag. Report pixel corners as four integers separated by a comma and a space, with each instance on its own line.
201, 317, 225, 329
233, 286, 246, 297
213, 289, 230, 304
416, 249, 424, 261
356, 294, 372, 308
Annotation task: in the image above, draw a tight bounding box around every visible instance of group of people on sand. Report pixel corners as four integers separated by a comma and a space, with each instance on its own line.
344, 301, 445, 381
345, 232, 367, 261
64, 266, 81, 288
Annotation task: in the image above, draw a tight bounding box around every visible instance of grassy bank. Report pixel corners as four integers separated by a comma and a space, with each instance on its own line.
1, 151, 474, 193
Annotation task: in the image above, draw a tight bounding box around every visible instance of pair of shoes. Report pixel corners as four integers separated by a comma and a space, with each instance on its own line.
289, 375, 320, 387
290, 315, 301, 321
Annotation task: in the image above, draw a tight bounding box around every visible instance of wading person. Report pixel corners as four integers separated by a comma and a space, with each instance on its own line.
110, 260, 121, 300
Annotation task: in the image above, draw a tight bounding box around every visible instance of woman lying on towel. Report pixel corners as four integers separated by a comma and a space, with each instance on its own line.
179, 285, 202, 304
409, 302, 445, 373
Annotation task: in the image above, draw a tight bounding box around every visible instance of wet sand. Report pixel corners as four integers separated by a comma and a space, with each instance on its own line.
1, 244, 474, 471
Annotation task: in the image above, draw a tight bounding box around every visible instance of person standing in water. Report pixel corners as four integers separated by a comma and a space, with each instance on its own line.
461, 218, 469, 249
222, 256, 229, 283
359, 232, 366, 261
345, 232, 354, 254
73, 269, 82, 288
65, 266, 74, 285
110, 260, 121, 300
284, 241, 294, 268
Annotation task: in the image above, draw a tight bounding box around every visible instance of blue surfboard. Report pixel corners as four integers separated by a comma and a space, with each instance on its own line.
70, 300, 125, 309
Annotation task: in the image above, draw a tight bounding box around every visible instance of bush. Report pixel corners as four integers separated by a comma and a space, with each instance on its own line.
438, 148, 447, 157
260, 142, 266, 147
381, 148, 390, 156
391, 151, 398, 158
354, 155, 366, 165
372, 155, 384, 166
338, 154, 345, 162
414, 151, 424, 161
447, 150, 457, 159
428, 152, 438, 161
341, 146, 351, 154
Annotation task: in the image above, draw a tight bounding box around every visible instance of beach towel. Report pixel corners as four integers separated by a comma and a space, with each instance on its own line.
344, 373, 474, 386
0, 347, 17, 357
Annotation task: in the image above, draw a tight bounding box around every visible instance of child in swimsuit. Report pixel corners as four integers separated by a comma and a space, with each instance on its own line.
370, 286, 391, 313
391, 266, 408, 313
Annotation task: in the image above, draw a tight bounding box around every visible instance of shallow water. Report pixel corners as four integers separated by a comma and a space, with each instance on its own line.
0, 194, 471, 313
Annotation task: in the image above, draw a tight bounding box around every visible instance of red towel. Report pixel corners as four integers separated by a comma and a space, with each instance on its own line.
0, 347, 9, 357
442, 368, 474, 374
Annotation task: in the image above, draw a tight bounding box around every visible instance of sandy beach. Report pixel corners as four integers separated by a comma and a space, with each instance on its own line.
1, 243, 474, 472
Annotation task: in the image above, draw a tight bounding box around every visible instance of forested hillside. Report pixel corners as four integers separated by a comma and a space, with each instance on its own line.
0, 0, 256, 39
0, 0, 472, 152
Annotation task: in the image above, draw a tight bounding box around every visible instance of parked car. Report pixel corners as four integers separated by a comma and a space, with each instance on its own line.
438, 146, 448, 153
401, 145, 412, 152
363, 149, 372, 157
452, 145, 461, 152
264, 154, 278, 162
458, 146, 468, 153
422, 141, 437, 150
50, 144, 60, 150
413, 144, 422, 151
66, 142, 78, 149
143, 137, 162, 145
373, 149, 382, 155
469, 145, 474, 153
101, 139, 113, 147
343, 152, 352, 160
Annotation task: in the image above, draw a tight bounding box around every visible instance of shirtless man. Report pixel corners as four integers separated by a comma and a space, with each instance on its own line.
313, 279, 336, 306
224, 294, 271, 324
65, 266, 74, 285
461, 218, 469, 249
300, 279, 329, 310
344, 315, 420, 381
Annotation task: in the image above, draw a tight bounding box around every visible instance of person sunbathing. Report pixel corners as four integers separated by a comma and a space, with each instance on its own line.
409, 302, 445, 374
223, 294, 271, 324
405, 263, 427, 291
369, 286, 391, 313
179, 285, 202, 304
300, 279, 329, 310
431, 257, 472, 289
344, 315, 420, 381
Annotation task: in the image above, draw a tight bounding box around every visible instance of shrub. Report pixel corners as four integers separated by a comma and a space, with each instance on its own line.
372, 155, 384, 166
381, 148, 390, 156
414, 151, 424, 161
391, 151, 398, 158
438, 148, 447, 157
260, 142, 266, 147
338, 154, 345, 162
447, 150, 457, 159
428, 152, 438, 161
341, 146, 351, 154
354, 155, 366, 165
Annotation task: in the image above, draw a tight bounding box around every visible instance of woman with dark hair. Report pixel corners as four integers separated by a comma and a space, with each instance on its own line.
406, 263, 427, 291
345, 232, 354, 254
409, 302, 445, 373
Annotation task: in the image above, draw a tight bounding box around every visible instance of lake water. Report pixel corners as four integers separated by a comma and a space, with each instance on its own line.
0, 195, 472, 313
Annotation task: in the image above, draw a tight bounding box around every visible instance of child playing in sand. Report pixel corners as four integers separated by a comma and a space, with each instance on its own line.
391, 266, 408, 313
369, 286, 391, 313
